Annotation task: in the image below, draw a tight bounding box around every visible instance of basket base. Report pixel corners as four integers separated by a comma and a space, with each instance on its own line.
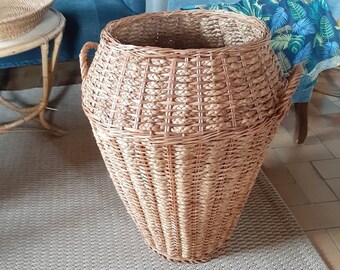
147, 240, 229, 264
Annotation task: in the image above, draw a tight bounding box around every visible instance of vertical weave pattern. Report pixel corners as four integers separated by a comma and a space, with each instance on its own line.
90, 119, 280, 262
81, 10, 302, 262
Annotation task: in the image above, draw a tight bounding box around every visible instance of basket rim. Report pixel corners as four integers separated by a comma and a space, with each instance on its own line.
0, 0, 54, 24
100, 10, 271, 56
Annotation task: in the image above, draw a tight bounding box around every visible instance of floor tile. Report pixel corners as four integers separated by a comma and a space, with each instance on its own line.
262, 166, 296, 186
279, 115, 295, 134
306, 230, 340, 270
290, 202, 340, 231
275, 184, 309, 206
311, 93, 340, 115
287, 105, 296, 116
314, 127, 340, 141
262, 148, 283, 168
309, 103, 323, 116
326, 114, 340, 127
280, 124, 322, 147
278, 114, 321, 145
274, 144, 333, 163
309, 115, 338, 130
276, 124, 286, 133
313, 159, 340, 179
270, 131, 294, 148
328, 228, 340, 251
326, 96, 340, 103
262, 149, 296, 186
327, 144, 340, 159
302, 129, 322, 145
287, 163, 337, 203
314, 127, 340, 158
326, 179, 340, 199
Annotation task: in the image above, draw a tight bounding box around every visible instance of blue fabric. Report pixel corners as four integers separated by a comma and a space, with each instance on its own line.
123, 0, 145, 14
0, 0, 145, 69
169, 0, 340, 103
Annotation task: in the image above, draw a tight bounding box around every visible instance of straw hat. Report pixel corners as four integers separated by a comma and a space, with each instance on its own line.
0, 0, 54, 40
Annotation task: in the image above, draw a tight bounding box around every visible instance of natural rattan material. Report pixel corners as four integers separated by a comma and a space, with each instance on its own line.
80, 10, 302, 263
0, 0, 54, 40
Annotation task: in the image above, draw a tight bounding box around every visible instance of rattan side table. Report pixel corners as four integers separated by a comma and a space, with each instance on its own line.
0, 9, 66, 135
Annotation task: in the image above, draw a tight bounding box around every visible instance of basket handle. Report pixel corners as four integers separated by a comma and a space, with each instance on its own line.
80, 42, 99, 80
276, 64, 303, 120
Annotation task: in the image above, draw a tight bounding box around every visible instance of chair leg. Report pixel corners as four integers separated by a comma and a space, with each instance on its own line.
294, 102, 308, 144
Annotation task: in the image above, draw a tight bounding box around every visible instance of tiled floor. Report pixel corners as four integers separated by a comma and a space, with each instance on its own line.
263, 69, 340, 270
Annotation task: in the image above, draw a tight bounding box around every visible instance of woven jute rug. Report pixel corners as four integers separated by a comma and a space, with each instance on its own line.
0, 85, 328, 269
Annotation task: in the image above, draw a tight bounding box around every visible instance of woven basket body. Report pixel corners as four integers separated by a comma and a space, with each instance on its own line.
80, 10, 302, 263
0, 0, 54, 40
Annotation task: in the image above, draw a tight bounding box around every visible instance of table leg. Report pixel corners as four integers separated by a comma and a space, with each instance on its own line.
0, 96, 38, 113
39, 32, 67, 136
294, 103, 308, 144
0, 92, 44, 132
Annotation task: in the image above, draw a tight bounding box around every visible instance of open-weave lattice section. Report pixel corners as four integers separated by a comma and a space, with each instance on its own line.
82, 11, 288, 135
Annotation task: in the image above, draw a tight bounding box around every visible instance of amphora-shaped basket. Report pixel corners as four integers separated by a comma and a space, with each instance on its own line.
80, 10, 302, 263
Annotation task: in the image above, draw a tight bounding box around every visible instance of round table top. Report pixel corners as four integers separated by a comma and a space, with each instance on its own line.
0, 9, 65, 58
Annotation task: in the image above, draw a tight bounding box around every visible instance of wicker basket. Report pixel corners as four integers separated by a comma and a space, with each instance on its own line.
80, 10, 302, 263
0, 0, 54, 40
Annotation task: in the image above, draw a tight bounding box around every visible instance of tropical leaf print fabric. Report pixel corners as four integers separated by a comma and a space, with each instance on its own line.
180, 0, 340, 103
